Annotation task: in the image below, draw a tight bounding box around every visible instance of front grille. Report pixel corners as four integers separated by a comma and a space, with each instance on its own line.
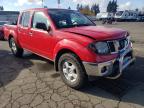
108, 41, 116, 52
108, 38, 129, 53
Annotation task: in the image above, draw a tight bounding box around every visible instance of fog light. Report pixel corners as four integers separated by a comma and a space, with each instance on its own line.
101, 66, 107, 73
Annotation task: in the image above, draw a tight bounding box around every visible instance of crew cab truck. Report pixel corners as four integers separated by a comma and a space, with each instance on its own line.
4, 8, 135, 89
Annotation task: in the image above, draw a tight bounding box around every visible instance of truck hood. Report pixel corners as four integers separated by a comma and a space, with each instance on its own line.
61, 26, 127, 41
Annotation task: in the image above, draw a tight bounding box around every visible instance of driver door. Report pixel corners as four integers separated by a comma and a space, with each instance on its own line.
29, 11, 53, 58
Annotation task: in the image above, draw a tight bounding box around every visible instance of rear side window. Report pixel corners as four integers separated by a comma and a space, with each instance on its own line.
32, 12, 50, 30
19, 12, 31, 27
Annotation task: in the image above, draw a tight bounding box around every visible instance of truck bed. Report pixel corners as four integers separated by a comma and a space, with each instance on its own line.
3, 24, 17, 40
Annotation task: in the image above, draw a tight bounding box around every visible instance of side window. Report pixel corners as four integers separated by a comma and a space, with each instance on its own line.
32, 12, 50, 30
19, 12, 31, 27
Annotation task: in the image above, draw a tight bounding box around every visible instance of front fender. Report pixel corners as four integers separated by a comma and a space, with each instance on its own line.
53, 39, 97, 62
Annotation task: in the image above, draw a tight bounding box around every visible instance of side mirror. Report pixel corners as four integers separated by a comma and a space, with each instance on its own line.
47, 25, 51, 32
36, 22, 50, 31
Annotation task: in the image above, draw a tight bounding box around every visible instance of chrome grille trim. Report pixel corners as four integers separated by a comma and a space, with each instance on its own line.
107, 38, 129, 54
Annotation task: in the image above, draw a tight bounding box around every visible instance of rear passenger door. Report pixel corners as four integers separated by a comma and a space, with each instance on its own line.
18, 12, 31, 49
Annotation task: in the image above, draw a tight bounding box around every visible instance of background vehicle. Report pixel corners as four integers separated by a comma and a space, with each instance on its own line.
96, 12, 114, 20
96, 12, 114, 24
115, 10, 139, 21
0, 11, 19, 24
4, 8, 135, 89
0, 21, 10, 40
136, 14, 144, 22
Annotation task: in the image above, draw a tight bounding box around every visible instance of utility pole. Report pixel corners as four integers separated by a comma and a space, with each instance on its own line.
42, 0, 44, 8
58, 0, 60, 8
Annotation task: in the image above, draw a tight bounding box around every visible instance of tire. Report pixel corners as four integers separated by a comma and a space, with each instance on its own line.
58, 53, 88, 89
9, 37, 23, 57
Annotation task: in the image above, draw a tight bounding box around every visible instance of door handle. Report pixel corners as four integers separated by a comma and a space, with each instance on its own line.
18, 28, 21, 32
29, 32, 33, 36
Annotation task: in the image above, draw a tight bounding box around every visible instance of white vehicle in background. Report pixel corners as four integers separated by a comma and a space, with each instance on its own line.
96, 12, 114, 24
96, 12, 114, 20
96, 13, 103, 20
115, 10, 139, 21
136, 14, 144, 22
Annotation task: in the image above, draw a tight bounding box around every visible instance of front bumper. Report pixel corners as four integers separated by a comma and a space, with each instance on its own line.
83, 48, 135, 79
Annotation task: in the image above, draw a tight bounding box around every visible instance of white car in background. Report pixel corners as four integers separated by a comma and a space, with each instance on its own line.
96, 12, 114, 20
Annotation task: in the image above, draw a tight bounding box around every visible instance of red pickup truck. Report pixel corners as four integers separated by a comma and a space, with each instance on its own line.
4, 8, 135, 89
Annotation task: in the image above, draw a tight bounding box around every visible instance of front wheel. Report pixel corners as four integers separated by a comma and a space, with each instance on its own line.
58, 53, 88, 89
9, 37, 23, 57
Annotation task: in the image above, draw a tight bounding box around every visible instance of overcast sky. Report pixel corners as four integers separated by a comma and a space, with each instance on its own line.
1, 0, 144, 12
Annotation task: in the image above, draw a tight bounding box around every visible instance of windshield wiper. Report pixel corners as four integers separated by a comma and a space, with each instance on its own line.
76, 24, 93, 27
59, 24, 95, 29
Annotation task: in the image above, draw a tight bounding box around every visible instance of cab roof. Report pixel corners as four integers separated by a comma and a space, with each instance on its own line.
22, 8, 75, 12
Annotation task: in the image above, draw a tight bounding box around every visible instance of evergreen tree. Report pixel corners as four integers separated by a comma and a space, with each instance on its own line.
91, 4, 100, 15
107, 1, 112, 12
85, 5, 90, 11
97, 5, 100, 13
77, 4, 80, 11
0, 6, 4, 11
77, 4, 83, 11
112, 0, 118, 13
107, 0, 117, 13
135, 8, 139, 12
68, 6, 71, 10
80, 4, 83, 10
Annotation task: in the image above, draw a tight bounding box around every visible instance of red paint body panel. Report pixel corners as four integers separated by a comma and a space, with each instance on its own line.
4, 8, 128, 63
61, 26, 127, 41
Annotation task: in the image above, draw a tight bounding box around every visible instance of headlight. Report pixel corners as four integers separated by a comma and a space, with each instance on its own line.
95, 42, 110, 54
89, 42, 110, 54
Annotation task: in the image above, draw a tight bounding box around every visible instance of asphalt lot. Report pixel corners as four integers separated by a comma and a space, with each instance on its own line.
0, 22, 144, 108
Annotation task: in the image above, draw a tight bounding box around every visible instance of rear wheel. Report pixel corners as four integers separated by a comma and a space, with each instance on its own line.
58, 53, 88, 89
9, 37, 23, 57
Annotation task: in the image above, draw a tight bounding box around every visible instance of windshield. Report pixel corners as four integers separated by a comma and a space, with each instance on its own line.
116, 11, 124, 16
48, 9, 95, 29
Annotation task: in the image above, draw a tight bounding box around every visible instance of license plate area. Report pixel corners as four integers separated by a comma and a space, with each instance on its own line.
123, 51, 133, 66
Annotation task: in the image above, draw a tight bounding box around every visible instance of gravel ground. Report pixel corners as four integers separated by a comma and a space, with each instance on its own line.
0, 22, 144, 108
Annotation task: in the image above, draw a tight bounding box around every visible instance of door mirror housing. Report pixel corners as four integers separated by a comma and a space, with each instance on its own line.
47, 25, 51, 32
36, 22, 51, 32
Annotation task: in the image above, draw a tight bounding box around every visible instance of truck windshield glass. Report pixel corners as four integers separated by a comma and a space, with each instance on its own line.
48, 9, 95, 29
